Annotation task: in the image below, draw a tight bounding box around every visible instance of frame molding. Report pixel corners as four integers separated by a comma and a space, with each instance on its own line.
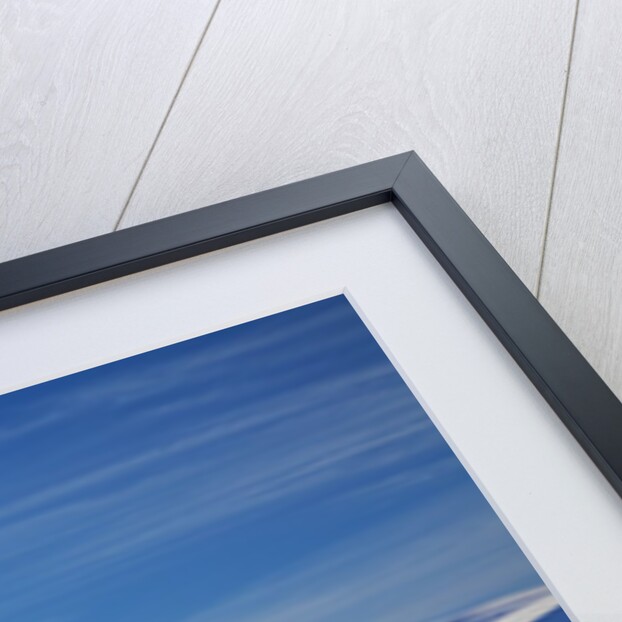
1, 151, 621, 498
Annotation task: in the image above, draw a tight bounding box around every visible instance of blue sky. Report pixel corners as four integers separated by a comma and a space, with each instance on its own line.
0, 296, 567, 621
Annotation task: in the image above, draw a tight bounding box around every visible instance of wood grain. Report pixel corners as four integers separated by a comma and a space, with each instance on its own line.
119, 0, 576, 290
0, 0, 218, 262
539, 0, 622, 399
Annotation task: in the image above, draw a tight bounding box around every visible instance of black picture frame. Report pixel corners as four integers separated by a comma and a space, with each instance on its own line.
1, 151, 620, 499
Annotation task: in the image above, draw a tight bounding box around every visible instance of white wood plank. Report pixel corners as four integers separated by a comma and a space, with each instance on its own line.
119, 0, 576, 290
0, 0, 218, 261
539, 0, 622, 399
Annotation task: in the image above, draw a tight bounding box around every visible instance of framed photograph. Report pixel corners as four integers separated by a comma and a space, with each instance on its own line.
0, 152, 620, 621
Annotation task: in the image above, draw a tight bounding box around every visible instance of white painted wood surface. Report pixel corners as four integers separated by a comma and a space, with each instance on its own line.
1, 1, 620, 397
118, 0, 576, 290
0, 0, 218, 262
540, 0, 622, 400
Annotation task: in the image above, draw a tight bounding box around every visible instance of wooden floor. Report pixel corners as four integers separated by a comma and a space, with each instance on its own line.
2, 0, 620, 399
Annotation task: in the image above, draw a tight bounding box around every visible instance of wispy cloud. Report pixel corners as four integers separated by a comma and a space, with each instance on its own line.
0, 301, 358, 444
0, 296, 561, 621
178, 503, 547, 622
0, 379, 434, 613
0, 363, 402, 525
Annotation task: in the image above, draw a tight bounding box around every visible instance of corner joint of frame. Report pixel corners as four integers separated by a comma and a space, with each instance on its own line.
391, 151, 415, 188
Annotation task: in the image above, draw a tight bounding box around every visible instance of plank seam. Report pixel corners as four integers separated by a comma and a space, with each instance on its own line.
535, 0, 581, 298
112, 0, 225, 232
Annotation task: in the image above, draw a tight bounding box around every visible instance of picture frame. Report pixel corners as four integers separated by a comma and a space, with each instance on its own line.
1, 150, 620, 501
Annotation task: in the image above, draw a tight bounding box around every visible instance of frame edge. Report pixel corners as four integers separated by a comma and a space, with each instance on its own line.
0, 153, 411, 311
393, 151, 622, 498
1, 150, 621, 500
